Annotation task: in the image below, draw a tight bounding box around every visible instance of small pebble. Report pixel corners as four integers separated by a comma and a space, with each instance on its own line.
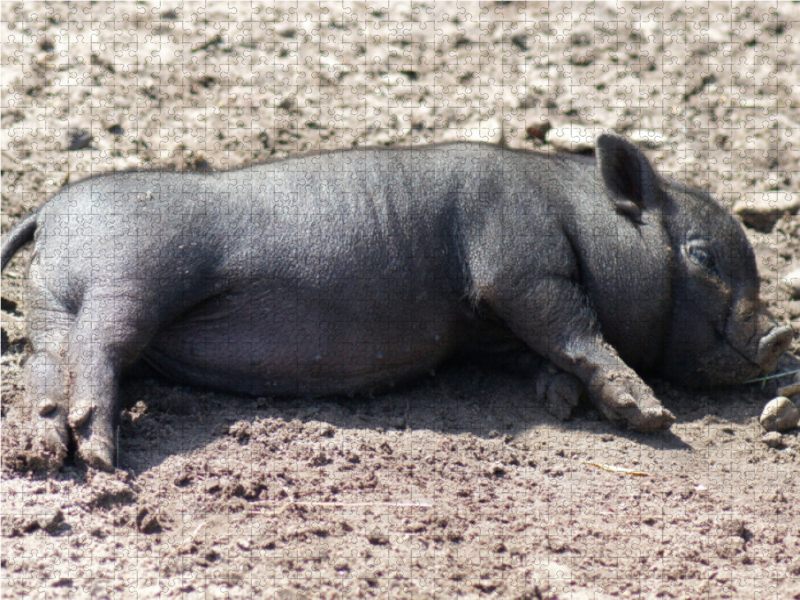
759, 396, 800, 432
525, 121, 552, 141
333, 559, 349, 572
38, 36, 55, 51
37, 508, 64, 533
367, 531, 390, 545
781, 269, 800, 300
236, 538, 251, 551
67, 128, 93, 151
761, 431, 783, 448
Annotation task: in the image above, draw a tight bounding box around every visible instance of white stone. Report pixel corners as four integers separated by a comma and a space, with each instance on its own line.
760, 396, 800, 432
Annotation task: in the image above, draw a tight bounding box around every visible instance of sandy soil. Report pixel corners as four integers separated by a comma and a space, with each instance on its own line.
2, 2, 800, 599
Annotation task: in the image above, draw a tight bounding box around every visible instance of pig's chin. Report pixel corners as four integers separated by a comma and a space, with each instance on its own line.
689, 357, 764, 387
660, 338, 765, 388
695, 319, 794, 387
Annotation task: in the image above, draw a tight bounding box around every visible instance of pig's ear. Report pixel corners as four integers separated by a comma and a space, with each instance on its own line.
595, 133, 661, 220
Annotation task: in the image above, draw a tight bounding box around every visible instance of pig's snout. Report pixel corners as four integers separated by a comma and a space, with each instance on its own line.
756, 324, 794, 371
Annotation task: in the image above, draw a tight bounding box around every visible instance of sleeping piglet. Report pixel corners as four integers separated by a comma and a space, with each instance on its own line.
1, 133, 793, 471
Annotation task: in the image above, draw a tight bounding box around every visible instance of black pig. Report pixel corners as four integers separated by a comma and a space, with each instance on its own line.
1, 134, 793, 471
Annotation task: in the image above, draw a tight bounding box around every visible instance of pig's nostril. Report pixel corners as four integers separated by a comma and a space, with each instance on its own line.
756, 325, 794, 366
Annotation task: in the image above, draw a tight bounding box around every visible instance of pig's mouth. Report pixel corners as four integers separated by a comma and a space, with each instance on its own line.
724, 336, 764, 374
661, 304, 794, 388
716, 321, 794, 383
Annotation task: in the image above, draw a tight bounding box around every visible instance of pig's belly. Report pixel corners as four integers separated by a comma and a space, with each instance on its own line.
142, 297, 460, 397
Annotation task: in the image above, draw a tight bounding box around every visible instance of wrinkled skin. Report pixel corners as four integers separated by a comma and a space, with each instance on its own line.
1, 134, 793, 472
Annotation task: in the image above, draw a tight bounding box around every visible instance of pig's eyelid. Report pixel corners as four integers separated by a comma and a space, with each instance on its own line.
684, 240, 721, 276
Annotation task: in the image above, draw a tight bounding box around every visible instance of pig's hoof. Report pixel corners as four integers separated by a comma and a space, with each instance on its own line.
34, 408, 69, 471
43, 427, 69, 465
42, 408, 70, 457
543, 372, 584, 421
604, 394, 675, 432
594, 373, 675, 432
626, 405, 676, 432
68, 404, 93, 429
77, 435, 115, 472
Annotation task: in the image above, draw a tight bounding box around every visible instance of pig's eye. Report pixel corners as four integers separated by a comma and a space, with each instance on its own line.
689, 245, 715, 269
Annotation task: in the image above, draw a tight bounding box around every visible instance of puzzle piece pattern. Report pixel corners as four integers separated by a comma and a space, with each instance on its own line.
2, 2, 799, 599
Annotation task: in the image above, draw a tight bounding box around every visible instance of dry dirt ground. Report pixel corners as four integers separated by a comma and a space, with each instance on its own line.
2, 2, 800, 599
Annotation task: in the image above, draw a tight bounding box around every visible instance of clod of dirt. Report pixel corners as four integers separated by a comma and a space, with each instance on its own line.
136, 507, 162, 534
760, 396, 800, 432
3, 420, 65, 473
203, 479, 221, 494
790, 558, 800, 577
173, 472, 193, 487
38, 36, 54, 51
732, 192, 800, 232
86, 472, 137, 507
367, 530, 390, 545
39, 509, 64, 533
488, 463, 507, 477
332, 559, 349, 572
21, 508, 64, 534
525, 121, 552, 141
66, 128, 93, 151
3, 509, 64, 536
761, 431, 784, 448
228, 421, 251, 442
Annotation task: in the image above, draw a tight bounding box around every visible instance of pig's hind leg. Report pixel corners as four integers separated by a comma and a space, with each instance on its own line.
534, 363, 584, 421
15, 279, 73, 472
15, 282, 154, 472
63, 288, 167, 471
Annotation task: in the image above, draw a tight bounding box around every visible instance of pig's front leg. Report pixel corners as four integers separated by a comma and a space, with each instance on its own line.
489, 278, 676, 432
572, 339, 676, 431
482, 350, 585, 421
533, 362, 585, 422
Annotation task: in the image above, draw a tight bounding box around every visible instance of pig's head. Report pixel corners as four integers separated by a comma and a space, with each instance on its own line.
595, 133, 794, 387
